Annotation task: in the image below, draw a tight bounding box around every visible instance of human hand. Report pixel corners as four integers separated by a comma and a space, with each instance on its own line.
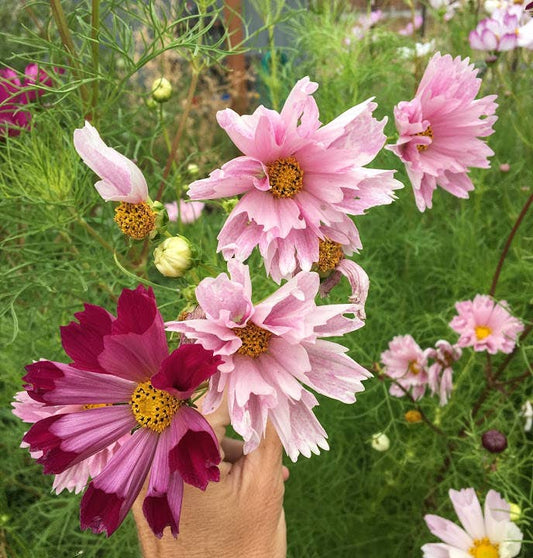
132, 399, 288, 558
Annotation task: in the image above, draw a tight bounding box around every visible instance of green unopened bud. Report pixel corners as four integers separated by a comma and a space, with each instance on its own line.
153, 236, 192, 278
151, 77, 172, 103
187, 163, 200, 176
146, 97, 158, 110
370, 432, 390, 452
509, 503, 521, 522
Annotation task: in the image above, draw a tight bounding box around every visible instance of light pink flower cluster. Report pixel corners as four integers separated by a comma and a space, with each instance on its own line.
470, 4, 533, 51
398, 14, 423, 36
20, 286, 222, 537
381, 336, 462, 405
1, 64, 60, 137
187, 77, 402, 303
381, 334, 430, 400
167, 260, 371, 462
425, 340, 462, 405
387, 52, 498, 211
449, 294, 524, 354
422, 488, 523, 557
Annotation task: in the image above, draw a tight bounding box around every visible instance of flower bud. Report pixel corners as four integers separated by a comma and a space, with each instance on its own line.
153, 236, 192, 278
371, 432, 390, 452
509, 503, 521, 522
405, 410, 422, 423
481, 429, 507, 453
151, 77, 172, 103
187, 163, 200, 176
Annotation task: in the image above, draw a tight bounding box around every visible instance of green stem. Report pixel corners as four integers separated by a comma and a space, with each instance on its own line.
49, 0, 90, 115
155, 68, 201, 202
70, 210, 116, 255
91, 0, 100, 123
489, 192, 533, 297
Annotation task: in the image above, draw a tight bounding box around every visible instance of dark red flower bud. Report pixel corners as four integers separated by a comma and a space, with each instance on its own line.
482, 429, 508, 453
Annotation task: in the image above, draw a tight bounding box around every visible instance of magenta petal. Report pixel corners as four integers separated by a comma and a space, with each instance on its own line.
23, 406, 135, 474
168, 406, 220, 490
24, 361, 135, 406
142, 427, 184, 538
81, 428, 157, 536
151, 344, 222, 400
113, 286, 161, 336
143, 471, 184, 538
60, 303, 115, 372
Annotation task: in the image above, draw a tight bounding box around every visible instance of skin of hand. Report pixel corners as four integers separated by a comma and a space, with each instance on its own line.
132, 398, 288, 558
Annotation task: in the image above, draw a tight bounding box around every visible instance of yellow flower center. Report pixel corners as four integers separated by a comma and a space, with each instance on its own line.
266, 156, 304, 199
114, 202, 156, 240
405, 410, 422, 423
408, 360, 421, 375
234, 322, 272, 358
468, 538, 499, 558
475, 325, 492, 340
316, 238, 344, 273
130, 380, 180, 433
416, 126, 433, 152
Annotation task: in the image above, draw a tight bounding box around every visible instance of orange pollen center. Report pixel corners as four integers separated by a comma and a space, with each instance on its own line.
114, 202, 156, 240
468, 538, 499, 558
408, 360, 421, 375
266, 156, 304, 199
234, 322, 272, 358
475, 325, 492, 340
416, 126, 433, 152
130, 380, 181, 433
316, 239, 344, 273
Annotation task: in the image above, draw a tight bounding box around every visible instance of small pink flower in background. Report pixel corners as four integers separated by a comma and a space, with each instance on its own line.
12, 391, 125, 495
424, 340, 462, 405
471, 5, 533, 50
387, 52, 498, 211
20, 286, 222, 537
166, 259, 371, 462
165, 199, 205, 224
188, 77, 402, 281
398, 14, 423, 36
422, 488, 523, 557
381, 334, 429, 400
449, 294, 524, 354
0, 64, 59, 136
74, 121, 148, 203
499, 162, 510, 172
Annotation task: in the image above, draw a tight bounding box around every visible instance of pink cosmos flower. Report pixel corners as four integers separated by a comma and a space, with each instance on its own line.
387, 52, 498, 211
166, 259, 371, 462
21, 285, 222, 537
188, 77, 402, 281
12, 390, 125, 494
73, 121, 148, 203
398, 14, 423, 36
469, 9, 521, 51
449, 294, 524, 354
381, 334, 429, 400
422, 488, 523, 557
424, 340, 462, 405
165, 199, 205, 224
0, 64, 59, 137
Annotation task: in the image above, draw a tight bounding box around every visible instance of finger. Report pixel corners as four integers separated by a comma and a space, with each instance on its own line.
243, 421, 283, 474
195, 390, 230, 444
282, 466, 290, 482
221, 437, 244, 464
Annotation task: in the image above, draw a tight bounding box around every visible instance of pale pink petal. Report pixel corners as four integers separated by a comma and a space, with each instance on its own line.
424, 514, 473, 549
73, 121, 148, 203
449, 488, 486, 540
